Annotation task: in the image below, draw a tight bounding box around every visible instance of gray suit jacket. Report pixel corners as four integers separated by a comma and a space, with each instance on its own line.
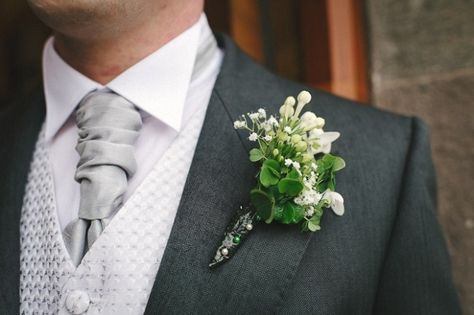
0, 34, 460, 314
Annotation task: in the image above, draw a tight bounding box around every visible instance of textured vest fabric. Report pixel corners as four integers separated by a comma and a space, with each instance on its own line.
19, 105, 207, 315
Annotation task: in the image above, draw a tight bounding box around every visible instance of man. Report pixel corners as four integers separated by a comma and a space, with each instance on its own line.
0, 0, 460, 314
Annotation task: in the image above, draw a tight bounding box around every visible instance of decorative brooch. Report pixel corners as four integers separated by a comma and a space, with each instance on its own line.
209, 91, 346, 268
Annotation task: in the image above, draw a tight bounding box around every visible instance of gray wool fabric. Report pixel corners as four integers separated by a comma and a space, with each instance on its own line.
62, 91, 142, 267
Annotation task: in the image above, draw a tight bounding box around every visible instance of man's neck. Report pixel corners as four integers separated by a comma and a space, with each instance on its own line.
53, 6, 202, 85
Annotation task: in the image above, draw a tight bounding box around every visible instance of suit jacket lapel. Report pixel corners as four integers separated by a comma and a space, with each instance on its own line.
145, 35, 314, 314
0, 88, 45, 315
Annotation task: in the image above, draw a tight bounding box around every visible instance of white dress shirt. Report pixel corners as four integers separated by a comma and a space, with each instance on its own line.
42, 14, 223, 231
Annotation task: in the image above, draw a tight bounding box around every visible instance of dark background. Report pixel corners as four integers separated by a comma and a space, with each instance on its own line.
0, 0, 473, 313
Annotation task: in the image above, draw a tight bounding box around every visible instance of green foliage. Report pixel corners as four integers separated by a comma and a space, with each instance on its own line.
249, 148, 264, 162
237, 96, 347, 233
279, 202, 305, 224
316, 154, 345, 192
278, 178, 304, 197
259, 159, 281, 187
250, 188, 275, 223
307, 220, 321, 232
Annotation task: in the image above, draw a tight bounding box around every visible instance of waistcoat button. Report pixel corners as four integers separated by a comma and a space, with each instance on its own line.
65, 290, 90, 314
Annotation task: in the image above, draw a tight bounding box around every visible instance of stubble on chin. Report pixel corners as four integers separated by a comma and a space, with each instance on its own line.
27, 0, 129, 38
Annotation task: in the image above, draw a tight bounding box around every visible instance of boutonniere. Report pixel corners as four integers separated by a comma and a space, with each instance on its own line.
209, 91, 346, 268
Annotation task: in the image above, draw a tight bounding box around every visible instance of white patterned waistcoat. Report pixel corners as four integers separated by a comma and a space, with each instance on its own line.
19, 106, 208, 315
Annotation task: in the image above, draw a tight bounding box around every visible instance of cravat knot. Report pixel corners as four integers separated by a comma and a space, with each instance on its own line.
63, 91, 142, 266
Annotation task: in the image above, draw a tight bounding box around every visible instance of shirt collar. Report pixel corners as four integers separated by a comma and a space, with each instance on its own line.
43, 14, 209, 141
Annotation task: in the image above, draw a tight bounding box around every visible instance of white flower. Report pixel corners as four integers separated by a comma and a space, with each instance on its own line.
284, 126, 292, 134
264, 135, 272, 141
295, 189, 322, 206
311, 163, 318, 171
233, 120, 247, 129
248, 132, 258, 141
258, 108, 266, 119
267, 116, 279, 127
249, 112, 260, 121
261, 121, 273, 132
308, 131, 340, 155
303, 172, 317, 189
292, 161, 301, 170
306, 206, 315, 217
284, 159, 293, 167
318, 132, 340, 154
323, 191, 345, 216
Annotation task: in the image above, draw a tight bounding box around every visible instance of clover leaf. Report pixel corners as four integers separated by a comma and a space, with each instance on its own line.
250, 188, 275, 223
249, 148, 264, 162
259, 159, 281, 187
278, 178, 304, 196
279, 202, 305, 224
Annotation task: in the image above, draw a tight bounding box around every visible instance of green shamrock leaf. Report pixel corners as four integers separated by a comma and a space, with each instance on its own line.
250, 188, 275, 223
259, 159, 281, 187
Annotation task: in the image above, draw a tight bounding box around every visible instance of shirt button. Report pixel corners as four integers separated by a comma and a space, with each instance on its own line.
65, 290, 90, 314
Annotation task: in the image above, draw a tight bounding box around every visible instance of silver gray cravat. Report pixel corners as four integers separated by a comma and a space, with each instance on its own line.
63, 91, 143, 267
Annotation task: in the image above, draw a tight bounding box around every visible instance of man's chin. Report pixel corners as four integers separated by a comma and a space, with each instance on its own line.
27, 0, 115, 35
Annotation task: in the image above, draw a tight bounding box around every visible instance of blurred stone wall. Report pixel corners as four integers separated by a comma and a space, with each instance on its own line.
365, 0, 474, 313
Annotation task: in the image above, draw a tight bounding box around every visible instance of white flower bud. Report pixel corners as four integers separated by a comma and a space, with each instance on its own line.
291, 134, 302, 143
284, 96, 296, 107
294, 90, 312, 117
309, 128, 324, 138
299, 112, 318, 131
297, 90, 312, 104
279, 104, 294, 118
315, 117, 325, 128
295, 141, 308, 152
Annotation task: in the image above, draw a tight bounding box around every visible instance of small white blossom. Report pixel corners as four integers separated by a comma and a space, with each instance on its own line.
303, 172, 317, 189
262, 121, 272, 132
267, 116, 279, 127
233, 120, 247, 129
295, 189, 322, 206
284, 159, 293, 167
284, 126, 292, 134
258, 108, 266, 119
292, 161, 301, 170
306, 206, 315, 217
248, 132, 258, 141
311, 163, 318, 171
264, 135, 273, 142
249, 112, 260, 121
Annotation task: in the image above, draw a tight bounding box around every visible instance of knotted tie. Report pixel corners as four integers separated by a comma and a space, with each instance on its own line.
63, 91, 143, 267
